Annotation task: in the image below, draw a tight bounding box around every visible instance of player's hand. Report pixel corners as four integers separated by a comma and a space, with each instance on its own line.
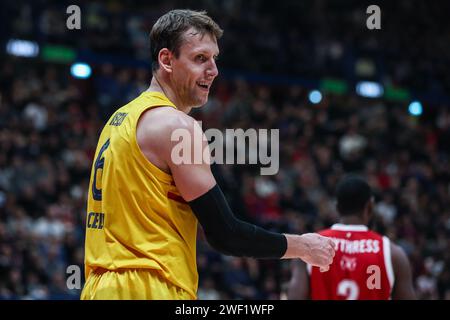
297, 233, 335, 272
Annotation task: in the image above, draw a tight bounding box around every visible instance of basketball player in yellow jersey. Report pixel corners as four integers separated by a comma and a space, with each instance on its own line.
81, 10, 336, 300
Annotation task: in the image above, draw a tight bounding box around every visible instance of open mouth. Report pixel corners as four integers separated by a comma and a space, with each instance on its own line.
197, 82, 210, 90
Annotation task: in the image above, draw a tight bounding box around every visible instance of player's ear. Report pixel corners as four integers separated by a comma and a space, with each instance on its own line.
158, 48, 173, 73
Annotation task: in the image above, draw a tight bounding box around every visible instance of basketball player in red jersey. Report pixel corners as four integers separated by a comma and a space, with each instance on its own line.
288, 176, 416, 300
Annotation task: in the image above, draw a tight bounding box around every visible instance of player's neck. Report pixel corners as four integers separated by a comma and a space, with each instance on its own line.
339, 216, 366, 226
147, 76, 192, 114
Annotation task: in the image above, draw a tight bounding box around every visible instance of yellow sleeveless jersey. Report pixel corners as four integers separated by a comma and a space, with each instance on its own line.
84, 91, 198, 298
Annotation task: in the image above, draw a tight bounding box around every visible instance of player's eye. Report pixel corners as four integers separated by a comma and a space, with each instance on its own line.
196, 55, 207, 62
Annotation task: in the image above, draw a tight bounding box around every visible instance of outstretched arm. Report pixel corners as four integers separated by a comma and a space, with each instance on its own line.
140, 108, 335, 268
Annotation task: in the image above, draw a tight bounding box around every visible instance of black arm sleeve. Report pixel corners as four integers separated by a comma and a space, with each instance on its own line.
188, 184, 287, 258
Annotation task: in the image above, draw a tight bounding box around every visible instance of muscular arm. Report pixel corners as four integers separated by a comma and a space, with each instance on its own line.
137, 106, 217, 199
137, 108, 335, 265
287, 260, 310, 300
391, 243, 416, 300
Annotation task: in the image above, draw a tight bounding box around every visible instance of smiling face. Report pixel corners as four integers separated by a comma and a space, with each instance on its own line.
170, 28, 220, 108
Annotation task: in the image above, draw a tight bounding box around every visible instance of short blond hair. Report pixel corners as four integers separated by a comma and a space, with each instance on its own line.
150, 9, 223, 72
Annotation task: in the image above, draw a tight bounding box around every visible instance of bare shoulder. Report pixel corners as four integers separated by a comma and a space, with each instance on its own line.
136, 106, 200, 172
390, 242, 408, 263
138, 106, 196, 135
137, 106, 199, 148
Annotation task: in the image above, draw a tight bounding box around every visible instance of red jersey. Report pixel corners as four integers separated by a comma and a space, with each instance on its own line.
308, 224, 394, 300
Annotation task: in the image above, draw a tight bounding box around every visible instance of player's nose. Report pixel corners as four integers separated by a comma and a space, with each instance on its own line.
206, 59, 218, 78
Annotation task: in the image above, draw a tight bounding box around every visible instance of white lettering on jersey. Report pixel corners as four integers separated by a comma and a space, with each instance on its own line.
330, 238, 380, 254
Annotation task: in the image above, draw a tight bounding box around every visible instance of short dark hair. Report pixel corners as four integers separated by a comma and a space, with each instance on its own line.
150, 9, 223, 72
336, 175, 372, 216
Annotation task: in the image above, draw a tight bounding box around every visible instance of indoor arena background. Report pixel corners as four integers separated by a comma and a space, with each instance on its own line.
0, 0, 449, 300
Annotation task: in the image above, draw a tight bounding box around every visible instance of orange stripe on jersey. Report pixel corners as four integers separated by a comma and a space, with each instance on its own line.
167, 191, 187, 204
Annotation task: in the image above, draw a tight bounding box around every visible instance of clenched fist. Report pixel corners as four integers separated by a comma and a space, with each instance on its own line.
283, 233, 336, 272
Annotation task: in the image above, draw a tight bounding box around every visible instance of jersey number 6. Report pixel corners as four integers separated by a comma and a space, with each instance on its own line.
92, 139, 110, 201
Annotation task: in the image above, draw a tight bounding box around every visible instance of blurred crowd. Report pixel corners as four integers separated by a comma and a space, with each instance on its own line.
2, 0, 450, 95
0, 0, 449, 300
1, 58, 449, 300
